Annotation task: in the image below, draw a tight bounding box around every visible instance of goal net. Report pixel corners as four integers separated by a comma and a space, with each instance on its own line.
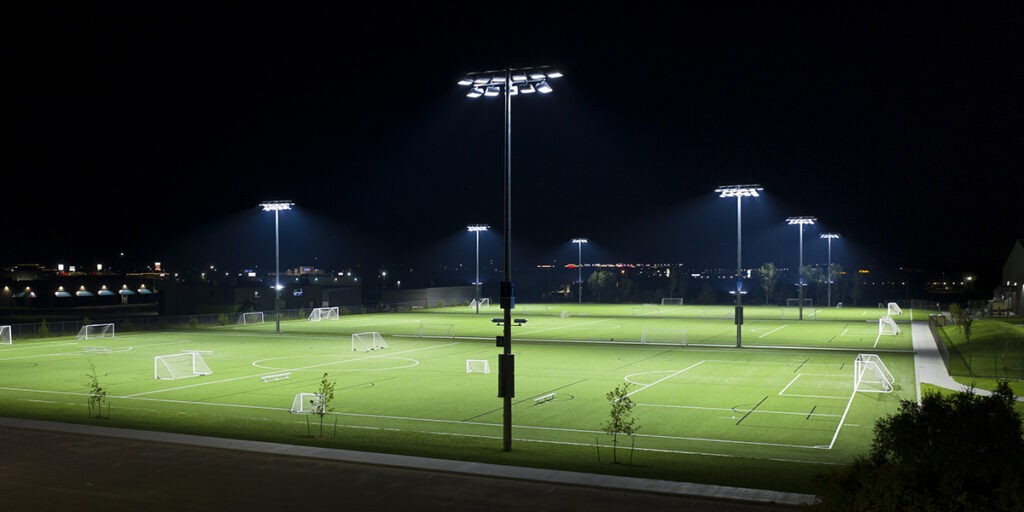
640, 327, 688, 345
466, 359, 491, 374
887, 302, 903, 315
0, 325, 10, 345
352, 331, 389, 352
238, 311, 265, 325
879, 315, 901, 335
469, 298, 490, 309
290, 392, 324, 414
786, 298, 813, 308
660, 298, 685, 306
854, 354, 894, 393
308, 307, 339, 321
154, 352, 212, 380
416, 322, 455, 339
77, 323, 115, 340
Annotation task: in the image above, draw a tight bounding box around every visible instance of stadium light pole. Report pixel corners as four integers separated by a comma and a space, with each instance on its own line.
571, 238, 588, 304
259, 200, 293, 333
820, 233, 840, 308
715, 185, 763, 348
458, 65, 562, 452
787, 216, 817, 320
467, 225, 490, 313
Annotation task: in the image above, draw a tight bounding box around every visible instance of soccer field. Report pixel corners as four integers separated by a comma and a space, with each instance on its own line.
0, 304, 919, 493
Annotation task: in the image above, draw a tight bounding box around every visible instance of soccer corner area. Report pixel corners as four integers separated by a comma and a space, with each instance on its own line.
0, 302, 919, 494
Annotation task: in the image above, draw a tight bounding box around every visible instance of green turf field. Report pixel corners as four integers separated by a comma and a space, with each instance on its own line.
0, 304, 920, 494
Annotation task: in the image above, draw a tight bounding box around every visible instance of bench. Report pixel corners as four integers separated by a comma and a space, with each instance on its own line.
534, 392, 556, 405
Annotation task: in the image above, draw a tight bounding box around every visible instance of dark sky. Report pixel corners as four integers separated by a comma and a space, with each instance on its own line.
5, 3, 1022, 284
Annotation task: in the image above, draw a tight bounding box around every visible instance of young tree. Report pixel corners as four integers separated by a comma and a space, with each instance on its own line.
812, 381, 1024, 511
86, 360, 108, 418
757, 263, 780, 305
313, 372, 336, 438
587, 270, 616, 303
603, 383, 639, 464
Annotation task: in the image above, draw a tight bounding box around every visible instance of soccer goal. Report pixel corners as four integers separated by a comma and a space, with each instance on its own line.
466, 359, 491, 374
352, 331, 389, 352
308, 307, 339, 321
887, 302, 903, 315
469, 298, 490, 309
786, 298, 813, 308
290, 392, 324, 414
238, 311, 265, 325
0, 325, 11, 345
641, 327, 688, 345
77, 323, 115, 340
416, 322, 455, 339
154, 352, 212, 380
879, 315, 901, 336
854, 354, 894, 393
660, 298, 685, 306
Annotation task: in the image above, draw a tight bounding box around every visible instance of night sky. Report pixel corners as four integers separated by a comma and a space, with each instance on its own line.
5, 4, 1022, 286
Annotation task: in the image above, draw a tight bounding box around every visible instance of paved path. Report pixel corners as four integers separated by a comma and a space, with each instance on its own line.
910, 319, 1023, 401
0, 416, 814, 511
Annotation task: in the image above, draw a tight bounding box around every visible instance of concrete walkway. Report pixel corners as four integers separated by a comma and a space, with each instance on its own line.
910, 320, 1024, 402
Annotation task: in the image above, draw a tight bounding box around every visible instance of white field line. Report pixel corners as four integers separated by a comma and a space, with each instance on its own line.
636, 402, 842, 418
827, 388, 859, 449
0, 340, 192, 362
519, 318, 614, 336
840, 327, 849, 337
780, 393, 849, 400
125, 343, 458, 397
622, 361, 705, 399
758, 324, 788, 339
779, 374, 801, 395
873, 332, 881, 348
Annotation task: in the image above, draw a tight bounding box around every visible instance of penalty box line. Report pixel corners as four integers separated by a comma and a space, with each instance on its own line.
125, 343, 458, 398
622, 361, 706, 400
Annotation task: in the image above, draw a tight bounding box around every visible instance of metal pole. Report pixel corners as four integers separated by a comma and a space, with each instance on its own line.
826, 237, 832, 308
475, 230, 481, 314
798, 224, 804, 321
501, 67, 513, 452
577, 241, 583, 304
274, 209, 281, 333
736, 196, 742, 348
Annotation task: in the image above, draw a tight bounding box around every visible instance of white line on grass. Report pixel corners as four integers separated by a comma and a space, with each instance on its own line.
779, 374, 801, 395
757, 324, 788, 339
636, 402, 842, 418
622, 361, 705, 399
519, 318, 615, 336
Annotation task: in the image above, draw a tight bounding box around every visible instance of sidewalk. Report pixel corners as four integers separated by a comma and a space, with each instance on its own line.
910, 320, 1024, 402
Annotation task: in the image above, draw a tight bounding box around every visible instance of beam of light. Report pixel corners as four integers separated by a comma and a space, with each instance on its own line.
259, 200, 293, 212
786, 216, 817, 225
714, 184, 763, 198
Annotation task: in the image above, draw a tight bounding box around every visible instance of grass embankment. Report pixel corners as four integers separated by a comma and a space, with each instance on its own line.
934, 318, 1024, 395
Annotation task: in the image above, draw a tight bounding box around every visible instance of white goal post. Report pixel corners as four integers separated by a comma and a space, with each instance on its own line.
308, 307, 339, 321
854, 354, 894, 393
466, 359, 491, 374
887, 302, 903, 315
238, 311, 265, 324
879, 315, 901, 335
660, 298, 685, 305
0, 325, 10, 345
469, 298, 490, 309
154, 352, 212, 380
352, 331, 389, 352
786, 298, 813, 308
416, 322, 455, 339
640, 327, 688, 345
290, 392, 324, 414
77, 323, 115, 340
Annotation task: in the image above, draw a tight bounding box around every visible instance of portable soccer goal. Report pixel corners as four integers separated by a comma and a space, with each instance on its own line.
466, 359, 491, 374
308, 307, 339, 321
290, 392, 324, 414
887, 302, 903, 315
660, 298, 685, 306
416, 322, 455, 339
640, 327, 688, 345
786, 298, 813, 308
154, 352, 212, 380
854, 354, 894, 393
469, 298, 490, 309
879, 315, 901, 335
0, 325, 11, 345
238, 311, 265, 325
76, 323, 115, 340
352, 331, 388, 352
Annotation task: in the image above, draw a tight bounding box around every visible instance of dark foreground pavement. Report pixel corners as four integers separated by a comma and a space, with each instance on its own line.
0, 418, 814, 511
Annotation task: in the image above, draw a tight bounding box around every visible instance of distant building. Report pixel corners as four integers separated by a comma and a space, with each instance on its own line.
994, 239, 1024, 317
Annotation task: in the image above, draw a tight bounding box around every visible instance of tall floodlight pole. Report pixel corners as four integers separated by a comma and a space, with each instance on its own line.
786, 216, 817, 320
571, 238, 588, 304
458, 65, 562, 452
467, 225, 489, 313
259, 200, 293, 333
715, 185, 763, 348
820, 233, 840, 308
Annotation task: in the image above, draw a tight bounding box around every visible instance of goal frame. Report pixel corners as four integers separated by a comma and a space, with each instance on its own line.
469, 298, 490, 309
308, 306, 340, 322
887, 302, 903, 316
786, 298, 813, 308
854, 353, 894, 393
154, 352, 212, 380
878, 315, 901, 335
290, 392, 324, 414
352, 331, 389, 352
0, 325, 10, 345
466, 359, 491, 374
238, 311, 265, 325
76, 323, 116, 340
660, 298, 685, 306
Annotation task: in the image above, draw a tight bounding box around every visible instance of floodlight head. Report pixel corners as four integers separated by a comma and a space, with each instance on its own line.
467, 87, 484, 98
484, 86, 500, 97
457, 78, 474, 86
571, 238, 588, 244
786, 216, 817, 225
259, 200, 294, 212
820, 233, 840, 239
536, 80, 553, 93
715, 184, 763, 198
467, 224, 490, 232
458, 66, 562, 98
